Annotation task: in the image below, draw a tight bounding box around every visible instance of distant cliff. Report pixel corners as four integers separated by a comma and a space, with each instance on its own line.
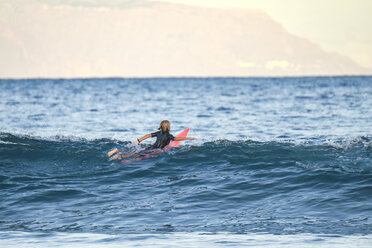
0, 2, 369, 78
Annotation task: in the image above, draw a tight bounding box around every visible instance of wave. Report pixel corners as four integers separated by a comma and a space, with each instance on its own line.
1, 132, 372, 235
1, 132, 371, 174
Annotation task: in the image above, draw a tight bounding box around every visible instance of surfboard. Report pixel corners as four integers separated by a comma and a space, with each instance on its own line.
121, 128, 190, 163
165, 128, 190, 149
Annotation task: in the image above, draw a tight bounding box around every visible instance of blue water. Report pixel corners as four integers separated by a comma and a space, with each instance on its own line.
0, 77, 372, 247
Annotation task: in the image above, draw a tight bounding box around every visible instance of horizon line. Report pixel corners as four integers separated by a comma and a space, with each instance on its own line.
1, 74, 371, 81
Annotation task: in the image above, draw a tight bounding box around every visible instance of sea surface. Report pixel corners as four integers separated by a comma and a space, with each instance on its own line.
0, 76, 371, 247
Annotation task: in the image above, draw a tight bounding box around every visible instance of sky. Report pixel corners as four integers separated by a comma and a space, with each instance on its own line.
155, 0, 372, 68
0, 0, 371, 77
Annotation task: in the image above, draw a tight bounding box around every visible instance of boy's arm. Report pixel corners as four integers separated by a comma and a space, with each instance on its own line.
173, 137, 197, 141
133, 133, 152, 144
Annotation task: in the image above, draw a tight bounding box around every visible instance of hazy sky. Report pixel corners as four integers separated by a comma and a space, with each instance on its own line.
1, 0, 371, 77
3, 0, 371, 68
156, 0, 372, 68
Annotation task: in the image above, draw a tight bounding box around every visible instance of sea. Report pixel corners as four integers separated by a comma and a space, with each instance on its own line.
0, 76, 371, 247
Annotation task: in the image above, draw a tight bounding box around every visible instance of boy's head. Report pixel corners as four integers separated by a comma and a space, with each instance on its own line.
158, 120, 171, 132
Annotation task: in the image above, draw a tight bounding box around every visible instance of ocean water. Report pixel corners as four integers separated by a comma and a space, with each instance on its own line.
0, 76, 371, 247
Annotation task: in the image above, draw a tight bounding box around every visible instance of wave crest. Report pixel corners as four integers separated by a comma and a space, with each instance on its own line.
1, 132, 371, 174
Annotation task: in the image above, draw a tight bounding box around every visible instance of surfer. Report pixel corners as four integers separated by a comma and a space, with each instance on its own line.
107, 120, 197, 161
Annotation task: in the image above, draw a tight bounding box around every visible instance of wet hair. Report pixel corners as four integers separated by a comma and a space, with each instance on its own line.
158, 120, 171, 132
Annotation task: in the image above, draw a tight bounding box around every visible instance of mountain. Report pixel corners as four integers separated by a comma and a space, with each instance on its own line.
0, 2, 369, 78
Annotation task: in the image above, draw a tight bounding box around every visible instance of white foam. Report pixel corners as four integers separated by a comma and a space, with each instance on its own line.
0, 232, 371, 248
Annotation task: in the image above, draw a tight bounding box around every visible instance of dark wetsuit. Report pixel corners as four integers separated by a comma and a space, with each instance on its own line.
151, 130, 175, 149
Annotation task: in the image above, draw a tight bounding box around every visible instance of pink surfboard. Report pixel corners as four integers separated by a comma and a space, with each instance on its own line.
165, 128, 190, 149
121, 128, 190, 163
